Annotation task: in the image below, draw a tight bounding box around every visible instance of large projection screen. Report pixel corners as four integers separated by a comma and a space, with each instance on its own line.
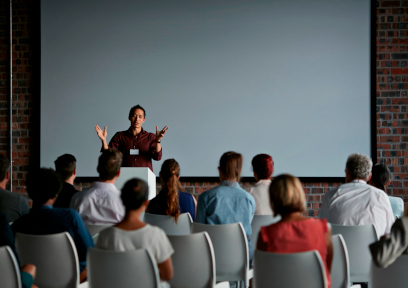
41, 0, 372, 178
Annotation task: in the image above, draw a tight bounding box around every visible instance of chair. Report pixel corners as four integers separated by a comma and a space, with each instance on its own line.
0, 246, 22, 288
192, 222, 252, 288
331, 224, 377, 284
87, 248, 160, 288
331, 234, 361, 288
167, 232, 229, 288
253, 249, 327, 288
85, 223, 113, 242
371, 254, 408, 288
250, 215, 280, 254
144, 212, 192, 235
15, 232, 82, 288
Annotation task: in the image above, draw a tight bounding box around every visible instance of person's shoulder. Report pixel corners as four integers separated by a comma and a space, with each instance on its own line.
179, 191, 194, 200
145, 224, 168, 239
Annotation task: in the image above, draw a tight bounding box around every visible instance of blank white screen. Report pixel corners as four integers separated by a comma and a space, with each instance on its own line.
41, 0, 371, 177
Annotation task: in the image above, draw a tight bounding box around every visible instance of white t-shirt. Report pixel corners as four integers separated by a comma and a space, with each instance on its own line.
97, 224, 174, 264
319, 180, 395, 238
249, 179, 273, 215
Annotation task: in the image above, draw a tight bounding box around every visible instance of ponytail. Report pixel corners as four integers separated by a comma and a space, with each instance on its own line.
160, 159, 183, 223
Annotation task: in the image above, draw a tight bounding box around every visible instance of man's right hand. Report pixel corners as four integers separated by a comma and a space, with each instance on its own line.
95, 125, 107, 141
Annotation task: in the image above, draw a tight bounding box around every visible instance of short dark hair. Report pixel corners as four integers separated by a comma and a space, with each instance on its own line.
129, 105, 146, 118
219, 151, 243, 182
27, 168, 63, 205
121, 178, 149, 211
97, 149, 123, 180
0, 154, 10, 182
54, 154, 76, 181
252, 154, 274, 180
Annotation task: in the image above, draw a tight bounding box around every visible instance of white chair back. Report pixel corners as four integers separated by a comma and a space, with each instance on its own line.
85, 223, 113, 242
331, 234, 351, 288
15, 232, 80, 288
250, 215, 280, 253
371, 254, 408, 288
331, 224, 377, 284
0, 246, 22, 288
192, 222, 252, 287
144, 212, 192, 235
168, 232, 228, 288
253, 249, 327, 288
87, 248, 160, 288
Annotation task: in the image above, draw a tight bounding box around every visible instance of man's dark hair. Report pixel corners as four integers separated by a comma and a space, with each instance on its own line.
26, 168, 63, 205
54, 154, 76, 181
97, 149, 123, 180
129, 105, 146, 118
0, 154, 10, 182
121, 178, 149, 211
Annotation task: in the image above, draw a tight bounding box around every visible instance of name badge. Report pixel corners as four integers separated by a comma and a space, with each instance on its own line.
130, 149, 139, 155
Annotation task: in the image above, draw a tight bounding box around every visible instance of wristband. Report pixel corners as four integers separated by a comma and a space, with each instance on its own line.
156, 140, 161, 143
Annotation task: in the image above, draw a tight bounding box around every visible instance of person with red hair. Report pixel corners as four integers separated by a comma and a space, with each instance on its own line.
250, 154, 274, 215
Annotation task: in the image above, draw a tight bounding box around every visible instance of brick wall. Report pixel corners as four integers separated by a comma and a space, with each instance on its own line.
0, 0, 407, 216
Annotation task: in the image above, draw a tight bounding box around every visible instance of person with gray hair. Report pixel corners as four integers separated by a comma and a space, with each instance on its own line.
319, 153, 394, 238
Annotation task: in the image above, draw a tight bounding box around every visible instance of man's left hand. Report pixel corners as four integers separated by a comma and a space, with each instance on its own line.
156, 126, 168, 142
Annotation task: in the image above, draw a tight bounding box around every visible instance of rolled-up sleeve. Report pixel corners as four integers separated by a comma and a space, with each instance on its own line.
149, 137, 162, 161
71, 210, 95, 271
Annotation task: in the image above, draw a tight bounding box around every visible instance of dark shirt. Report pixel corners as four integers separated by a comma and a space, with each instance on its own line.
108, 128, 162, 171
54, 182, 79, 208
11, 205, 94, 272
148, 190, 196, 221
0, 213, 20, 267
0, 188, 30, 222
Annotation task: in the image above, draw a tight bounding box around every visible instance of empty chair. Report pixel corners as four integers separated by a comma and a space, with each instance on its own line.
331, 224, 377, 284
192, 222, 252, 287
167, 232, 229, 288
15, 232, 81, 288
144, 212, 192, 235
253, 249, 327, 288
250, 215, 280, 253
87, 248, 160, 288
0, 246, 22, 288
85, 223, 113, 242
331, 234, 361, 288
371, 254, 408, 288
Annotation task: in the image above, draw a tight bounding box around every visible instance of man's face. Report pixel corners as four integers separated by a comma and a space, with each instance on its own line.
129, 108, 145, 128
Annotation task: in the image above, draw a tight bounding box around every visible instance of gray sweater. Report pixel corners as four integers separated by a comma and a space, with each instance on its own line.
0, 188, 30, 222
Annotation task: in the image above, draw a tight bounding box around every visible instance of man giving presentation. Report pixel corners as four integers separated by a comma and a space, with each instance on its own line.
95, 105, 168, 172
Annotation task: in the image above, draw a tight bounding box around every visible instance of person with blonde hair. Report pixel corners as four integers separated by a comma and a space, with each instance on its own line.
196, 151, 255, 260
319, 153, 394, 238
147, 159, 196, 221
257, 174, 333, 288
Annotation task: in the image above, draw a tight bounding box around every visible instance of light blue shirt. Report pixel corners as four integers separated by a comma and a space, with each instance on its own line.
388, 196, 404, 218
196, 181, 255, 236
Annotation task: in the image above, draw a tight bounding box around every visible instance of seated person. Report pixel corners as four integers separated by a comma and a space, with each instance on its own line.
53, 154, 80, 208
97, 178, 174, 288
0, 154, 30, 222
249, 154, 274, 215
369, 214, 408, 268
257, 174, 333, 288
319, 153, 394, 238
147, 159, 196, 221
11, 168, 94, 282
196, 151, 255, 260
368, 163, 404, 218
0, 213, 37, 288
70, 149, 125, 224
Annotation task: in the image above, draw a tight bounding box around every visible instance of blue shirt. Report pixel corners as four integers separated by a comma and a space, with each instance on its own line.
11, 205, 94, 272
148, 190, 196, 221
389, 196, 404, 218
196, 181, 255, 237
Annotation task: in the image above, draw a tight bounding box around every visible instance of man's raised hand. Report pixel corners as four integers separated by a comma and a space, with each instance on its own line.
156, 126, 168, 142
95, 125, 107, 141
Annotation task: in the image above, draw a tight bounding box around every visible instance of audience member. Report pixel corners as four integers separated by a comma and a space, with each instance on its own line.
368, 163, 404, 218
147, 159, 196, 221
249, 154, 274, 215
97, 178, 174, 288
257, 174, 333, 287
11, 168, 94, 282
0, 154, 29, 222
70, 149, 125, 224
319, 153, 394, 238
196, 151, 255, 260
53, 154, 79, 208
0, 213, 38, 288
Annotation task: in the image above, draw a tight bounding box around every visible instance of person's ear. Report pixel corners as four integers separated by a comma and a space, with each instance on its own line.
177, 175, 180, 180
366, 172, 372, 182
73, 168, 77, 176
386, 178, 391, 186
117, 170, 121, 178
5, 171, 10, 181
